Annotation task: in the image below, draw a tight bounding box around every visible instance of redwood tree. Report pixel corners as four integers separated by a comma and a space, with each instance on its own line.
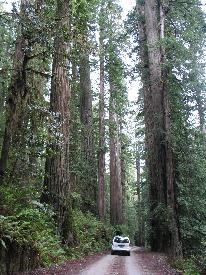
0, 0, 30, 183
109, 81, 122, 225
98, 0, 106, 221
41, 0, 72, 242
72, 0, 98, 215
137, 0, 182, 256
106, 0, 126, 226
79, 49, 97, 214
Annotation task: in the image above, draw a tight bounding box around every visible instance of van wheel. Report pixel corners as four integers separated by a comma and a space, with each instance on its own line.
111, 250, 114, 255
127, 251, 130, 256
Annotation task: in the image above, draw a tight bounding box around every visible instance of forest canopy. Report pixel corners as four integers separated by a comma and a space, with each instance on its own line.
0, 0, 206, 274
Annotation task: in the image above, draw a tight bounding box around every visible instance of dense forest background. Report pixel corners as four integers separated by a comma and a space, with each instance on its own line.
0, 0, 206, 274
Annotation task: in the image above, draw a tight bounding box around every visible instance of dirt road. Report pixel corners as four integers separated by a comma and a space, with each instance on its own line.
80, 247, 142, 275
20, 247, 178, 275
80, 247, 177, 275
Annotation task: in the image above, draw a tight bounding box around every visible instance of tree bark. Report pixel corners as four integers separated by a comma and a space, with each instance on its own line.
0, 0, 30, 183
137, 0, 182, 257
121, 134, 126, 224
70, 49, 80, 191
135, 144, 145, 246
109, 83, 123, 225
80, 49, 97, 215
41, 0, 72, 243
98, 7, 106, 220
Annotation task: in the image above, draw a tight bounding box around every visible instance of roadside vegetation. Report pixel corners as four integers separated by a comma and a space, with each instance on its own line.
0, 0, 206, 274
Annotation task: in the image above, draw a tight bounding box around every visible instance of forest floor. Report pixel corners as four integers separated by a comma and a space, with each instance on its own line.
18, 247, 180, 275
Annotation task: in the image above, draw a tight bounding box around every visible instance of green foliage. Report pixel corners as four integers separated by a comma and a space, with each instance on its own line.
0, 0, 205, 272
171, 101, 206, 268
161, 0, 206, 270
113, 224, 130, 237
0, 184, 37, 214
173, 258, 201, 275
0, 184, 66, 266
0, 11, 16, 145
68, 209, 114, 258
0, 207, 66, 266
183, 262, 200, 275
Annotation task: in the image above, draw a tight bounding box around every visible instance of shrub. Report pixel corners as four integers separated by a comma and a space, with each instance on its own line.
0, 206, 66, 266
172, 258, 200, 275
68, 209, 114, 258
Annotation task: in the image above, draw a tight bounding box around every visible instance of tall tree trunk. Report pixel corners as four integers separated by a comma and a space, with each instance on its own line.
0, 0, 29, 183
137, 0, 182, 256
136, 143, 145, 246
109, 83, 122, 225
80, 50, 97, 214
98, 10, 106, 220
121, 134, 126, 224
70, 51, 80, 191
136, 144, 141, 201
41, 0, 72, 243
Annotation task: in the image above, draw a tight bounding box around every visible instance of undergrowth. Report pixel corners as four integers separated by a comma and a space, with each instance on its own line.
0, 185, 120, 267
0, 184, 66, 266
67, 209, 114, 258
172, 257, 203, 275
0, 204, 66, 266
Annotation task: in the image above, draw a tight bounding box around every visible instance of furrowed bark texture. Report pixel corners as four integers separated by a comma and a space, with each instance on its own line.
121, 145, 126, 224
136, 145, 145, 246
80, 50, 97, 215
98, 9, 106, 220
42, 0, 72, 242
137, 0, 182, 256
109, 83, 123, 225
70, 48, 80, 191
0, 0, 30, 183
